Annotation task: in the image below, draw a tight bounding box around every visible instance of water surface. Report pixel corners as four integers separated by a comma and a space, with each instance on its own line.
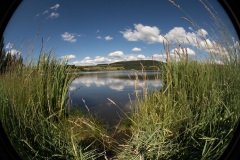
69, 70, 162, 125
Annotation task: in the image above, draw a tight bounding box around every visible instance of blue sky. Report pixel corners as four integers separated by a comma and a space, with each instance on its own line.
3, 0, 239, 65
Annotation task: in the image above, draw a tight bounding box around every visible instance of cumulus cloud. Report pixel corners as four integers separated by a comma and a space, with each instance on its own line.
153, 54, 167, 58
72, 56, 112, 66
50, 4, 60, 10
132, 47, 142, 52
61, 32, 77, 43
197, 29, 208, 37
164, 27, 211, 48
137, 54, 145, 59
105, 36, 113, 41
121, 24, 216, 54
71, 51, 159, 66
7, 49, 21, 56
124, 54, 149, 61
170, 47, 196, 55
108, 51, 124, 57
164, 27, 199, 45
95, 56, 112, 63
61, 54, 76, 60
121, 24, 164, 43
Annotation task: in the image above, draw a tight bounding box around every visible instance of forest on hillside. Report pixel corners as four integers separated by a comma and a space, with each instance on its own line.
68, 60, 165, 71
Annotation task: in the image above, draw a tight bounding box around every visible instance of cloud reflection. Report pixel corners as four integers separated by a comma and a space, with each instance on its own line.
70, 71, 162, 92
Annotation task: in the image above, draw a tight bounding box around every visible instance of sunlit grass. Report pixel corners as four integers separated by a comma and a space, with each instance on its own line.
0, 0, 240, 159
0, 51, 114, 159
117, 60, 240, 159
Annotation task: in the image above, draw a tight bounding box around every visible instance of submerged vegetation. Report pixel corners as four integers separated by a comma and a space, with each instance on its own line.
1, 0, 240, 159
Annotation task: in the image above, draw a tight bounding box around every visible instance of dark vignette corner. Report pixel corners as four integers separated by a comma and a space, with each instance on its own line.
218, 1, 240, 160
0, 0, 23, 160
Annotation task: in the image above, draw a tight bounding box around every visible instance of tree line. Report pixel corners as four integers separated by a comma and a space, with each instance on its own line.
0, 36, 23, 74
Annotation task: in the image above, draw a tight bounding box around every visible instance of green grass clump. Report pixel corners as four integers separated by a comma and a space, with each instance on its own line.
116, 1, 240, 159
0, 52, 113, 159
118, 60, 240, 159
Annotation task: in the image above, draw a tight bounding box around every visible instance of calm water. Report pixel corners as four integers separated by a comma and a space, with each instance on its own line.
68, 70, 162, 125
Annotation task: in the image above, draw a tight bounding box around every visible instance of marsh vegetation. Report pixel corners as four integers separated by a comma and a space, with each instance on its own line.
1, 0, 240, 159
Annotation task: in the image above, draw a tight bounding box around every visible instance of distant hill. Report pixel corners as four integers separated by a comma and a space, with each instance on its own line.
68, 60, 165, 71
106, 60, 164, 70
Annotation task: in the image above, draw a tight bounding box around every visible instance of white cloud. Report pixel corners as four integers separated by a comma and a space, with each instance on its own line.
36, 4, 60, 18
71, 50, 170, 66
61, 32, 77, 43
137, 54, 145, 59
7, 49, 21, 56
83, 57, 91, 60
197, 29, 208, 37
105, 36, 113, 41
163, 27, 228, 56
108, 51, 124, 57
164, 27, 211, 50
5, 43, 13, 49
50, 4, 60, 10
48, 12, 59, 19
152, 54, 167, 62
164, 27, 199, 45
132, 47, 142, 52
61, 54, 76, 60
94, 56, 112, 63
72, 56, 113, 66
121, 24, 164, 43
185, 48, 196, 55
124, 54, 149, 61
152, 54, 165, 58
170, 47, 196, 55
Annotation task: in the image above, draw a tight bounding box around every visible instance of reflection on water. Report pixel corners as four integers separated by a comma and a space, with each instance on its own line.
69, 70, 162, 125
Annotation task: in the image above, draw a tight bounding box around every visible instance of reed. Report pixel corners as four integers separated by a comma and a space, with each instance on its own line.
117, 0, 240, 159
0, 51, 113, 159
0, 0, 239, 159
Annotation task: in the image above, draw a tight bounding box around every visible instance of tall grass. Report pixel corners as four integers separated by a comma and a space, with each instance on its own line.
117, 1, 240, 159
1, 0, 239, 159
118, 60, 240, 159
0, 51, 114, 159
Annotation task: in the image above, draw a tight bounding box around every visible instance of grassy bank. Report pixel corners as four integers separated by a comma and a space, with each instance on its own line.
0, 51, 239, 160
1, 0, 240, 159
117, 60, 240, 159
0, 52, 115, 159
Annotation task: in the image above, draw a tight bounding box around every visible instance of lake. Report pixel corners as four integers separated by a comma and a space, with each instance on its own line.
68, 70, 162, 126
